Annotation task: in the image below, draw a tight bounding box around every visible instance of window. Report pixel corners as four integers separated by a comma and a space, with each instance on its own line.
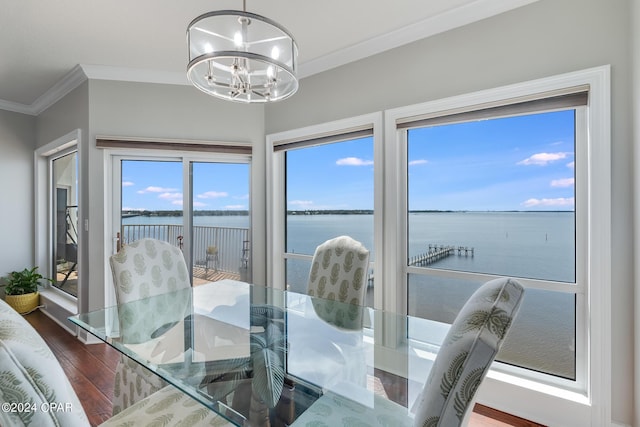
406, 109, 579, 380
113, 156, 251, 286
100, 137, 253, 292
284, 137, 374, 302
51, 150, 79, 297
269, 68, 610, 425
385, 67, 610, 424
35, 129, 82, 311
268, 113, 383, 307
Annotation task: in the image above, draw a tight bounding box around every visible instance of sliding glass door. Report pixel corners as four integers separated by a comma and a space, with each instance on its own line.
114, 156, 251, 286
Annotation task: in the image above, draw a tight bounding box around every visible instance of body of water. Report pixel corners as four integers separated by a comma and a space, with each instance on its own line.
124, 211, 577, 380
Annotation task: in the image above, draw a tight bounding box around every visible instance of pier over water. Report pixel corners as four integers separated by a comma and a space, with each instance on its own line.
409, 244, 475, 266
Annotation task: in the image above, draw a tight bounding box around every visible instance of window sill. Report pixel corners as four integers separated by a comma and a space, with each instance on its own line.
39, 286, 78, 314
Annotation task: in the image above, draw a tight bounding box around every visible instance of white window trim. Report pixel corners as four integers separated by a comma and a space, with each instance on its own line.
106, 150, 253, 307
35, 129, 82, 314
384, 65, 611, 427
266, 112, 384, 308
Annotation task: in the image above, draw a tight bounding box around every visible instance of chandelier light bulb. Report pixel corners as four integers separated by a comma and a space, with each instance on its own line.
233, 31, 243, 47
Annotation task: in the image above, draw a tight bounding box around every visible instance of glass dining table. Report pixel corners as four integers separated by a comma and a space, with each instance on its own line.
69, 279, 450, 426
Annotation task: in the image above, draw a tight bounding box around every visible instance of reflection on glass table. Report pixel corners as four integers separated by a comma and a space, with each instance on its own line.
70, 279, 450, 426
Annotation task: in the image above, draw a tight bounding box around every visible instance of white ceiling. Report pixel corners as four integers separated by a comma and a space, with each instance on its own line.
0, 0, 537, 114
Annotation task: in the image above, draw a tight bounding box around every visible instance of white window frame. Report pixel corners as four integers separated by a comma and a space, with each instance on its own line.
106, 149, 253, 307
266, 113, 384, 308
384, 66, 611, 427
35, 129, 82, 316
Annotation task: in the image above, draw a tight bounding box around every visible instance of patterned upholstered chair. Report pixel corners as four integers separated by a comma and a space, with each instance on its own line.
108, 238, 192, 415
0, 296, 232, 427
292, 277, 525, 427
287, 236, 371, 391
307, 235, 370, 330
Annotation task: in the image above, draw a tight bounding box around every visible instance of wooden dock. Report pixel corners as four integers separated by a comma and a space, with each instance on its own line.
409, 244, 474, 266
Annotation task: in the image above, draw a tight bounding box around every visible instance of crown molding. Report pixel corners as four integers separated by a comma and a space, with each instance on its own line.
0, 0, 538, 115
80, 64, 189, 86
298, 0, 539, 78
32, 64, 89, 115
0, 99, 35, 115
0, 65, 88, 116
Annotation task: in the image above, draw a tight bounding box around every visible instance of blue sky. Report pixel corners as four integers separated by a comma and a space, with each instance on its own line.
121, 161, 249, 211
407, 110, 575, 211
287, 109, 575, 211
121, 109, 575, 212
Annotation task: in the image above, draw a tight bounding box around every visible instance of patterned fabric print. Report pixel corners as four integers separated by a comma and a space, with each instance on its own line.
110, 239, 190, 305
307, 236, 370, 330
102, 385, 232, 427
0, 298, 90, 427
292, 278, 523, 427
413, 277, 524, 427
111, 356, 167, 416
109, 239, 192, 413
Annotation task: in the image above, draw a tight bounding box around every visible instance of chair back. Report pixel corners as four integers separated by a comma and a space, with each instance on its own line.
307, 235, 370, 329
412, 277, 525, 427
109, 238, 191, 343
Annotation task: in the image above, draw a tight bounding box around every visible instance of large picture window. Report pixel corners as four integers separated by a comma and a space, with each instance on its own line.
270, 68, 610, 425
406, 109, 578, 379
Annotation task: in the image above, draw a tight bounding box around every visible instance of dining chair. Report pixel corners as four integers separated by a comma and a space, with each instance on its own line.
306, 235, 370, 330
108, 238, 191, 414
292, 277, 525, 427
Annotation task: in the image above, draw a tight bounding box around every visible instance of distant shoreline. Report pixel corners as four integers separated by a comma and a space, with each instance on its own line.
122, 209, 573, 217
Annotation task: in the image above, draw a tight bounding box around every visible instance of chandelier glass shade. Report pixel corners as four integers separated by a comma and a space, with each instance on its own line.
187, 10, 298, 103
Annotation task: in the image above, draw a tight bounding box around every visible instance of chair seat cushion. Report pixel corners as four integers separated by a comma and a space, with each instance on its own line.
101, 385, 232, 427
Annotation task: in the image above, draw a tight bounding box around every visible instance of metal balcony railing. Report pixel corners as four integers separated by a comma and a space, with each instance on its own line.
121, 224, 249, 275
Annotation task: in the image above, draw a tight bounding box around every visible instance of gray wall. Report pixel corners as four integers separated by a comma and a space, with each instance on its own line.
87, 80, 266, 311
0, 110, 36, 280
266, 0, 634, 424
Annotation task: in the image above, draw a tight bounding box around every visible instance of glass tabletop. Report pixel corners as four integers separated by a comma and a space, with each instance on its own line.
70, 279, 449, 426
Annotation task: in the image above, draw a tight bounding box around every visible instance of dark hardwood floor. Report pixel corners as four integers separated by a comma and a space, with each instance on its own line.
25, 310, 120, 426
26, 309, 544, 427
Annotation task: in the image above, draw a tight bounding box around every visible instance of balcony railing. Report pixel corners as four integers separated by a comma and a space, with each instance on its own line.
121, 224, 249, 277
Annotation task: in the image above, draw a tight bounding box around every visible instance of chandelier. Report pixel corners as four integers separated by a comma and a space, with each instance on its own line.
187, 1, 299, 103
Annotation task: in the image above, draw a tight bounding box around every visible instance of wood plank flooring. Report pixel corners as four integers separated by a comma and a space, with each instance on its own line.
25, 309, 544, 427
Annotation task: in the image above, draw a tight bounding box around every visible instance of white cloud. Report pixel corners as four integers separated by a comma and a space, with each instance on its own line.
234, 194, 250, 200
551, 178, 574, 188
409, 159, 428, 166
197, 191, 229, 199
289, 200, 314, 207
122, 181, 135, 187
225, 204, 245, 209
158, 192, 183, 200
137, 186, 178, 194
122, 207, 146, 211
171, 200, 183, 206
521, 197, 575, 208
193, 201, 208, 207
517, 152, 571, 166
336, 157, 373, 166
566, 161, 575, 169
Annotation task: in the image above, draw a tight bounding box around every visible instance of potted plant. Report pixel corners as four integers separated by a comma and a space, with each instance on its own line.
4, 267, 52, 314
